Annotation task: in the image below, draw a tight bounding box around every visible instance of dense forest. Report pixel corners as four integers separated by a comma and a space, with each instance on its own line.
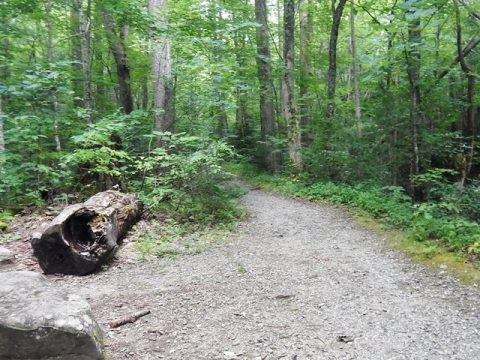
1, 0, 480, 257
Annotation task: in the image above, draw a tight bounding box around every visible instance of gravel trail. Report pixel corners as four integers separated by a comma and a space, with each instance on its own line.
57, 187, 480, 359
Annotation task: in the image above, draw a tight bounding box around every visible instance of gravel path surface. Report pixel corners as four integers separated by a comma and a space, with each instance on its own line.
57, 187, 480, 359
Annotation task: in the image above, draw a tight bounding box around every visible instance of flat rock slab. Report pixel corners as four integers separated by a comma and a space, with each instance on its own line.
0, 246, 14, 265
0, 271, 105, 360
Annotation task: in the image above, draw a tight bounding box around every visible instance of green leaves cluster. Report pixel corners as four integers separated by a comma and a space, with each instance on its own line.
134, 133, 242, 223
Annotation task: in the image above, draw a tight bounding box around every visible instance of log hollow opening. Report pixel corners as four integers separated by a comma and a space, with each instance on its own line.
63, 210, 103, 252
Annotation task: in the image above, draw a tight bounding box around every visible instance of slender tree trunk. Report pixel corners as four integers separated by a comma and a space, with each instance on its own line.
103, 13, 134, 114
45, 1, 61, 151
209, 1, 228, 138
234, 30, 251, 141
282, 0, 302, 169
95, 57, 106, 111
405, 0, 422, 198
149, 0, 175, 135
0, 96, 4, 153
70, 0, 84, 108
326, 0, 347, 121
255, 0, 279, 173
276, 0, 284, 131
454, 0, 475, 184
141, 75, 149, 110
81, 0, 93, 123
349, 0, 361, 137
299, 0, 313, 145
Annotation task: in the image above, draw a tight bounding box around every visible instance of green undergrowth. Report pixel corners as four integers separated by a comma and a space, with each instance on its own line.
229, 161, 480, 283
135, 217, 239, 260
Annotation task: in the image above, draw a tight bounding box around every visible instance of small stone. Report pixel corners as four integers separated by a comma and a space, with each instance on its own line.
224, 351, 236, 359
0, 246, 14, 265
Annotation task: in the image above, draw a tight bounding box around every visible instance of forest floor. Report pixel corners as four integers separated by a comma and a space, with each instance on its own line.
2, 184, 480, 359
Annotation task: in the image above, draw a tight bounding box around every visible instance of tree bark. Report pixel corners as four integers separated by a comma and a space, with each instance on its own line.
405, 0, 422, 198
234, 29, 251, 142
70, 0, 84, 108
149, 0, 175, 136
349, 0, 361, 137
282, 0, 302, 169
255, 0, 279, 173
0, 95, 4, 153
103, 13, 134, 114
45, 1, 62, 152
454, 0, 475, 184
32, 191, 142, 275
80, 0, 94, 123
299, 0, 314, 145
326, 0, 347, 120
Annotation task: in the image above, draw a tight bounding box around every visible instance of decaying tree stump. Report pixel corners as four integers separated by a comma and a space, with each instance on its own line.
31, 191, 142, 275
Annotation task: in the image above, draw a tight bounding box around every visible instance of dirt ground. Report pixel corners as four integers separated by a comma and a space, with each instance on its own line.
2, 186, 480, 359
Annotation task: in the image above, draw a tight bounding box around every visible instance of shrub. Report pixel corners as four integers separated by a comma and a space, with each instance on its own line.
134, 133, 243, 224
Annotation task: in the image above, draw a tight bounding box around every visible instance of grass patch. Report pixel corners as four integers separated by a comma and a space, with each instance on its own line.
356, 214, 480, 285
135, 216, 241, 260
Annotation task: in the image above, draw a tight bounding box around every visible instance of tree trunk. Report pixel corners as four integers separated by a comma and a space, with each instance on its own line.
81, 0, 94, 123
326, 0, 347, 121
406, 0, 422, 198
299, 0, 314, 145
103, 13, 134, 114
234, 30, 251, 142
149, 0, 175, 136
70, 0, 84, 108
31, 191, 142, 275
349, 0, 361, 137
282, 0, 302, 169
454, 0, 475, 184
45, 1, 62, 152
255, 0, 279, 173
0, 95, 4, 153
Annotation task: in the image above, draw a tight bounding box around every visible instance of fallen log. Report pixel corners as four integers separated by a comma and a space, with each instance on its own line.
31, 191, 142, 275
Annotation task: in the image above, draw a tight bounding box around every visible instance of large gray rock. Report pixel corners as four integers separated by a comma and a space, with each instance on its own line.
0, 271, 105, 360
0, 246, 14, 266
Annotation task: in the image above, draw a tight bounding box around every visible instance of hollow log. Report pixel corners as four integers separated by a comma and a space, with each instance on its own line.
31, 191, 142, 275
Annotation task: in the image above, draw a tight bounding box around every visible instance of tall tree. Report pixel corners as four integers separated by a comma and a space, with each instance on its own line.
299, 0, 313, 145
255, 0, 279, 173
349, 0, 361, 137
149, 0, 175, 134
45, 0, 61, 151
326, 0, 347, 120
103, 11, 134, 114
79, 0, 94, 122
0, 95, 4, 153
454, 0, 475, 184
405, 0, 422, 197
282, 0, 302, 169
70, 0, 84, 108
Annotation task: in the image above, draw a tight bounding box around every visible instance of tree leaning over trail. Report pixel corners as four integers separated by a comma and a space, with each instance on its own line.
149, 0, 175, 137
255, 0, 279, 173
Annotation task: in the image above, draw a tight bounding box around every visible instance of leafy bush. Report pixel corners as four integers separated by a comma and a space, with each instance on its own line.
296, 182, 413, 228
134, 133, 243, 224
